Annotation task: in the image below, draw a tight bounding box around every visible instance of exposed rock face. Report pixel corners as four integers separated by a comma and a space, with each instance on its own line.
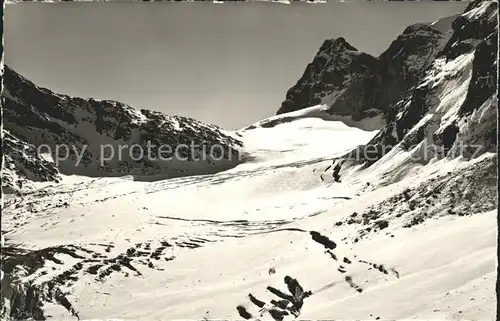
341, 0, 497, 165
277, 21, 449, 125
441, 0, 498, 61
377, 23, 446, 113
2, 130, 62, 193
2, 66, 244, 193
456, 1, 498, 117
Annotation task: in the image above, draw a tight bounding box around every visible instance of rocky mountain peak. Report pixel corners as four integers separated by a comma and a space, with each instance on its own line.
319, 37, 358, 53
277, 36, 380, 117
277, 19, 449, 125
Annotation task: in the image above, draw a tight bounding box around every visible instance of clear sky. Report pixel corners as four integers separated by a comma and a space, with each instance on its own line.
5, 1, 467, 129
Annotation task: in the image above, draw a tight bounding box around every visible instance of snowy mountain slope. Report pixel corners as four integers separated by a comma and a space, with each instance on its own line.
340, 0, 498, 172
1, 1, 498, 320
2, 66, 243, 193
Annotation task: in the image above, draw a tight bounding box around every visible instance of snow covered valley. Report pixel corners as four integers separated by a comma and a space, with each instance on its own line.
1, 1, 498, 319
2, 116, 497, 320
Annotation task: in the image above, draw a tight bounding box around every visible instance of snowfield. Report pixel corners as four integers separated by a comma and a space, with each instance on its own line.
2, 116, 497, 320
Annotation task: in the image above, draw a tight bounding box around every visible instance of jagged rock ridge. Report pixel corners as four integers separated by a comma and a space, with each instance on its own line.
349, 0, 498, 164
2, 66, 244, 193
277, 14, 458, 125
